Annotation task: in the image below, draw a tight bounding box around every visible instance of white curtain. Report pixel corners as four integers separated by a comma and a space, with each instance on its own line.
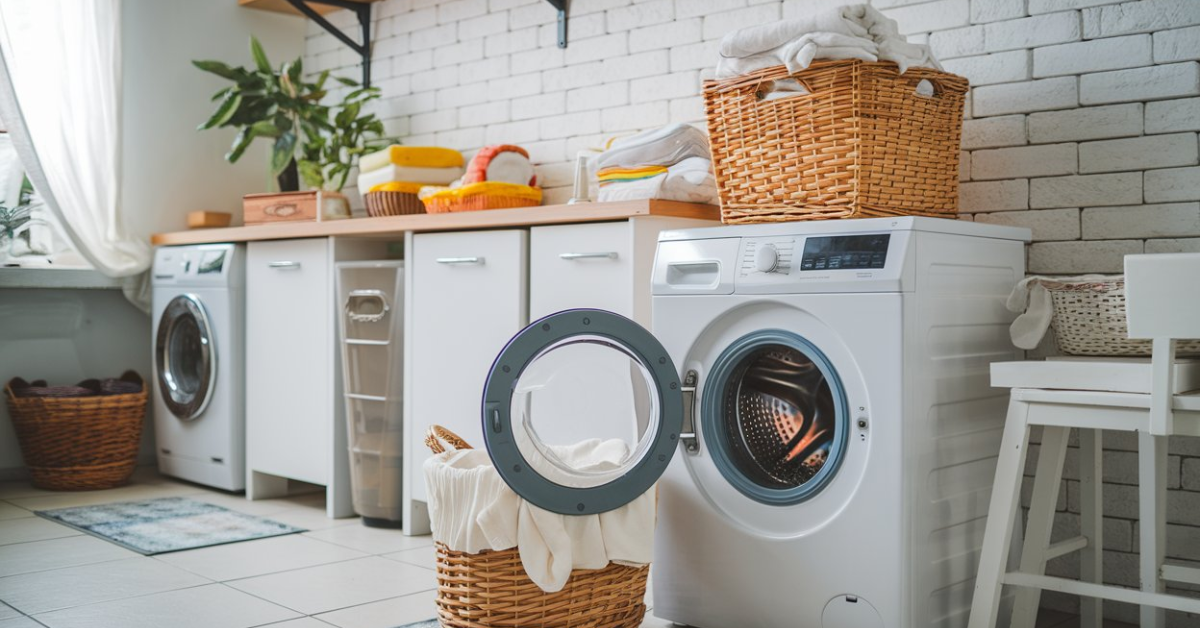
0, 0, 150, 306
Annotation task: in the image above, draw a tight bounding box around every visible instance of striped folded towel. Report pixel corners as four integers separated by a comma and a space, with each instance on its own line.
597, 165, 669, 187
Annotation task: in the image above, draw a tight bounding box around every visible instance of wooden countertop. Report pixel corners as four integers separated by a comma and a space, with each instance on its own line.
151, 199, 721, 245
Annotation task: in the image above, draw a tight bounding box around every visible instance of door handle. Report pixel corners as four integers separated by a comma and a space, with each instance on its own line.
268, 261, 301, 269
436, 257, 484, 265
680, 370, 699, 455
559, 252, 618, 260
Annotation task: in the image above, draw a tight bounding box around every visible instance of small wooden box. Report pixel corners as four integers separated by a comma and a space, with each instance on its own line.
187, 211, 232, 229
243, 190, 350, 225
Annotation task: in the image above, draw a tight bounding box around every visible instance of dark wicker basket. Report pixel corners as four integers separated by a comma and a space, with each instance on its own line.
5, 371, 147, 491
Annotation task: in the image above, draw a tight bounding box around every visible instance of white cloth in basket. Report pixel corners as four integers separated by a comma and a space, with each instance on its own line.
423, 438, 655, 593
1006, 275, 1115, 350
715, 4, 942, 78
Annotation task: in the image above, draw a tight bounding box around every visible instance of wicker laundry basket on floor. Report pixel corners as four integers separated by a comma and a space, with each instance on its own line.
425, 425, 650, 628
703, 59, 968, 224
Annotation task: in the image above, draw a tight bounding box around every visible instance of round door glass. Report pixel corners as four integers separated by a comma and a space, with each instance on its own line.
156, 295, 216, 421
703, 330, 848, 506
483, 309, 683, 516
511, 334, 659, 490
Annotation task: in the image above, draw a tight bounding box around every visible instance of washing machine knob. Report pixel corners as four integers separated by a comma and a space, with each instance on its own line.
755, 243, 779, 273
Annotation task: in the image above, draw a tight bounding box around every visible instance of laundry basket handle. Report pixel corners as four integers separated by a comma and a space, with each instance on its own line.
425, 425, 473, 454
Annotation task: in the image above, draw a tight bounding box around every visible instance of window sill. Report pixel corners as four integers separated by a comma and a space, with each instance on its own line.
0, 267, 123, 290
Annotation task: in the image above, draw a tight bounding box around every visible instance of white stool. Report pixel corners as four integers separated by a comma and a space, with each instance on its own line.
968, 253, 1200, 628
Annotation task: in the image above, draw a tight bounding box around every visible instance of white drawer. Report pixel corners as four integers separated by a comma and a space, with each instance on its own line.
530, 221, 633, 319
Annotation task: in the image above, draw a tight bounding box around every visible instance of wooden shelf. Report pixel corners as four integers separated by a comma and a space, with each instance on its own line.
238, 0, 379, 17
151, 200, 722, 246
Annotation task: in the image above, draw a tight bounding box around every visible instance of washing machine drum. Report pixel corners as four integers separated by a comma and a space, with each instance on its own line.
482, 309, 684, 516
156, 294, 217, 421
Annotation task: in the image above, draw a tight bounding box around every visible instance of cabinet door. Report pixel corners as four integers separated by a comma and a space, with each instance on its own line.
246, 238, 331, 485
409, 230, 527, 502
529, 221, 633, 319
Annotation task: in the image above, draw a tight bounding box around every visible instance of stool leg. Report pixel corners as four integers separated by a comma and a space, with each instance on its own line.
1079, 429, 1104, 628
1139, 431, 1168, 627
969, 399, 1032, 628
1011, 425, 1071, 628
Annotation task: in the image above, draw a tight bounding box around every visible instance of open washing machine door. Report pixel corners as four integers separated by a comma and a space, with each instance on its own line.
482, 309, 684, 515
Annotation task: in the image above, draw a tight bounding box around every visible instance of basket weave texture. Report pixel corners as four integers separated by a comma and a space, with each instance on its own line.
365, 191, 426, 216
425, 425, 649, 628
5, 372, 146, 491
1044, 278, 1200, 357
703, 60, 968, 224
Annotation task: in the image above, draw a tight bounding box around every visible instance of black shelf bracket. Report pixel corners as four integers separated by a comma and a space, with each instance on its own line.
284, 0, 373, 87
546, 0, 569, 48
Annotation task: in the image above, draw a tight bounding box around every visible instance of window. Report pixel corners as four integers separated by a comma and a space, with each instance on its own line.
0, 120, 84, 268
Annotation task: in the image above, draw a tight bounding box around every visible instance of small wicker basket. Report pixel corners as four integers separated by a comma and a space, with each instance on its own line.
421, 182, 542, 214
424, 425, 650, 628
703, 60, 968, 224
5, 371, 146, 490
1042, 277, 1200, 356
364, 191, 426, 217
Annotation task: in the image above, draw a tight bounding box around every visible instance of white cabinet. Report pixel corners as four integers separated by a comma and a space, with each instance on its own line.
529, 221, 633, 319
246, 237, 385, 518
404, 230, 528, 518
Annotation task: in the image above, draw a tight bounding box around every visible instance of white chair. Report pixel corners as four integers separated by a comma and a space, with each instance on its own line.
968, 253, 1200, 628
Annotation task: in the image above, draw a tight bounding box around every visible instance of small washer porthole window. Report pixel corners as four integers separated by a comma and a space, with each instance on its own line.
703, 330, 849, 506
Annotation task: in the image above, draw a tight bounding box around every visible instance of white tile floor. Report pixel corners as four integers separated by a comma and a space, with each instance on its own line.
0, 467, 1123, 628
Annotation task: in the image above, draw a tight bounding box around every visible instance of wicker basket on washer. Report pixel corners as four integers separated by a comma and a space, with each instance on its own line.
1043, 277, 1200, 356
703, 59, 968, 224
424, 425, 650, 628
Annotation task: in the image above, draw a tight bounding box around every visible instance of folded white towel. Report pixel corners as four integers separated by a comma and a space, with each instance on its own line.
715, 3, 942, 79
597, 123, 711, 171
356, 164, 465, 196
598, 157, 719, 205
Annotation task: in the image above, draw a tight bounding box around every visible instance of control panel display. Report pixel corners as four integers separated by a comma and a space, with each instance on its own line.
800, 234, 890, 271
198, 250, 227, 275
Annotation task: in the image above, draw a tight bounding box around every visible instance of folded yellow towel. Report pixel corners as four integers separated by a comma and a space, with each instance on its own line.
368, 181, 426, 194
360, 146, 464, 173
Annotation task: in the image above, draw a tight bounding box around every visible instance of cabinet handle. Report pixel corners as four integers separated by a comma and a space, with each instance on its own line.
268, 261, 301, 269
436, 257, 484, 265
559, 252, 618, 260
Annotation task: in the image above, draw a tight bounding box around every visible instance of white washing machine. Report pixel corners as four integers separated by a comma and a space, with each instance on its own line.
473, 217, 1028, 628
151, 243, 245, 491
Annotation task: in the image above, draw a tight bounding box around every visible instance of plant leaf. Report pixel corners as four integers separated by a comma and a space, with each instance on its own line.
298, 159, 324, 189
250, 36, 272, 74
226, 127, 256, 163
199, 92, 242, 130
271, 131, 297, 176
250, 120, 283, 138
192, 60, 240, 81
335, 76, 359, 87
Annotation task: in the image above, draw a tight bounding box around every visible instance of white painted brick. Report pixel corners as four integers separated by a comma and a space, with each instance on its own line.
410, 23, 457, 51
511, 92, 566, 121
410, 108, 459, 134
1080, 133, 1199, 173
702, 4, 780, 41
971, 143, 1078, 180
487, 73, 542, 101
509, 2, 557, 29
929, 26, 985, 60
1030, 172, 1143, 208
511, 46, 565, 73
1027, 104, 1143, 143
873, 0, 940, 7
567, 82, 629, 112
960, 150, 970, 182
458, 12, 509, 40
975, 208, 1080, 241
536, 161, 577, 188
394, 7, 437, 34
458, 101, 511, 127
373, 34, 410, 60
1029, 0, 1124, 14
971, 0, 1024, 24
630, 71, 699, 103
485, 119, 539, 145
437, 83, 488, 109
608, 0, 673, 32
384, 91, 436, 117
379, 0, 414, 19
1146, 97, 1200, 134
973, 77, 1078, 117
572, 0, 631, 16
1080, 63, 1200, 105
523, 138, 568, 164
1029, 239, 1142, 274
436, 126, 485, 151
438, 0, 487, 24
1033, 35, 1152, 78
962, 115, 1027, 150
601, 50, 670, 83
1146, 166, 1200, 203
412, 66, 458, 93
669, 96, 706, 123
542, 186, 573, 205
679, 0, 746, 20
565, 33, 628, 65
459, 56, 509, 85
670, 40, 722, 72
1155, 25, 1200, 64
539, 13, 606, 46
1083, 0, 1200, 38
374, 75, 411, 98
544, 62, 605, 91
781, 0, 851, 18
601, 101, 669, 132
540, 111, 602, 140
1147, 238, 1200, 253
1082, 203, 1200, 239
629, 18, 702, 53
941, 51, 1030, 86
960, 179, 1030, 211
485, 27, 538, 56
881, 0, 970, 35
984, 12, 1081, 53
489, 0, 537, 9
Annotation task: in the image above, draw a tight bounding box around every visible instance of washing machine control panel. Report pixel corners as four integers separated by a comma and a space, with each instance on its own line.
799, 234, 891, 271
740, 238, 795, 275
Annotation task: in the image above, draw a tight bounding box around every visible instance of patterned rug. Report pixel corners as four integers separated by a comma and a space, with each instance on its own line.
35, 496, 305, 555
394, 622, 437, 628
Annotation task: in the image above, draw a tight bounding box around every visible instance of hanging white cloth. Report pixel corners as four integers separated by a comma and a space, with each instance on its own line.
0, 0, 150, 307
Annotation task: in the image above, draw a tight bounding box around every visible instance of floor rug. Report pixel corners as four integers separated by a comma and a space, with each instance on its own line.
35, 496, 305, 555
393, 622, 437, 628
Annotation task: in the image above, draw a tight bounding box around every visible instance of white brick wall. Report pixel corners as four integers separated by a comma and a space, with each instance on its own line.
306, 3, 1200, 620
